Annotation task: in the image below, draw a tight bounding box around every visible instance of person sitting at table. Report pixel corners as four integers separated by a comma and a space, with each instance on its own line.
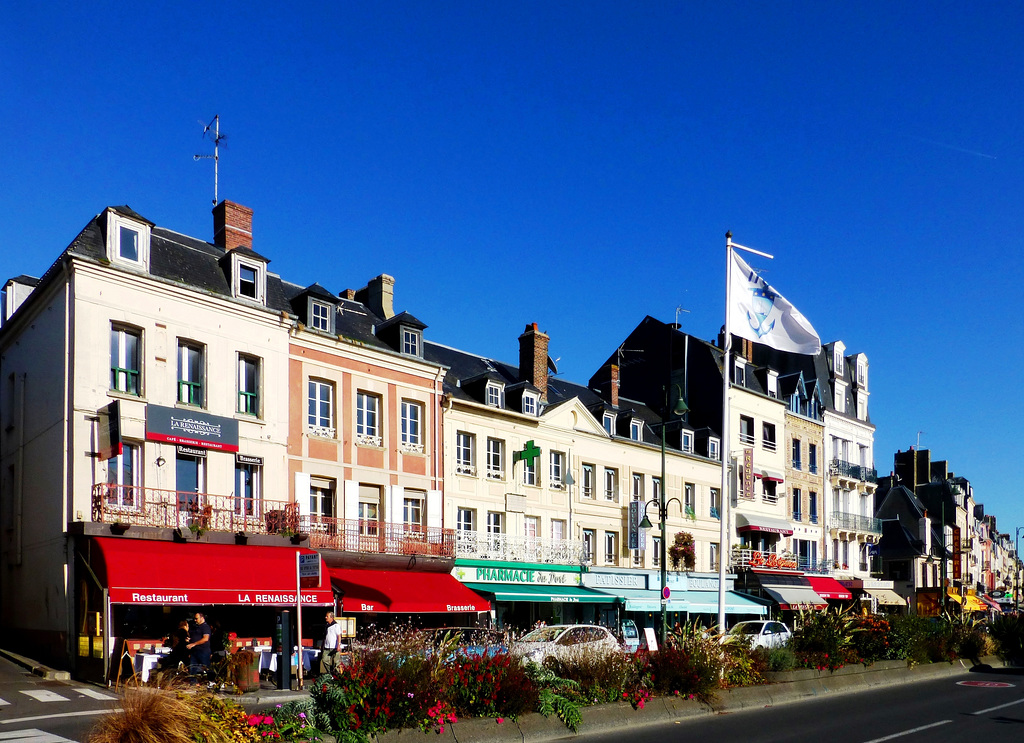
159, 620, 190, 671
186, 611, 212, 676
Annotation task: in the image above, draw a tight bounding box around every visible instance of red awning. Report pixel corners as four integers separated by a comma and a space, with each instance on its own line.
806, 576, 853, 600
330, 568, 490, 613
90, 537, 334, 606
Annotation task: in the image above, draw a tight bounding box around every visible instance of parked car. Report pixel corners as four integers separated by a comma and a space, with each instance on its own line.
426, 627, 507, 659
728, 620, 793, 649
511, 624, 620, 665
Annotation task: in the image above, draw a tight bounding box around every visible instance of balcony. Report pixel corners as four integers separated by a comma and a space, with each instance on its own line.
455, 531, 585, 565
90, 484, 456, 557
829, 459, 877, 484
830, 511, 882, 535
799, 558, 836, 575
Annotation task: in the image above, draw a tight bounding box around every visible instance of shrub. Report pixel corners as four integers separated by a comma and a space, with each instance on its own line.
444, 653, 537, 717
544, 649, 635, 704
761, 645, 796, 672
989, 614, 1024, 662
850, 614, 891, 664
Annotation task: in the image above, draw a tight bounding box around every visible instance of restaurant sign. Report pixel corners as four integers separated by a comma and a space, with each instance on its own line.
110, 588, 332, 605
146, 404, 239, 452
748, 551, 799, 570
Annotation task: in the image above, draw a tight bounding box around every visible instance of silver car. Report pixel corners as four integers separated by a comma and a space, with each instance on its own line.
511, 624, 620, 664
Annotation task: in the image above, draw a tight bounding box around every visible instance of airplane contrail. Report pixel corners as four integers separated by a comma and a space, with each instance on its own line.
905, 134, 997, 160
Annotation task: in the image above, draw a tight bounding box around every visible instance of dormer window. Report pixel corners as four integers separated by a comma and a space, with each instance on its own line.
834, 350, 845, 375
402, 327, 422, 357
629, 420, 642, 441
106, 211, 151, 269
231, 255, 266, 305
766, 370, 779, 398
522, 392, 538, 416
485, 382, 504, 408
310, 300, 331, 332
603, 413, 615, 434
709, 437, 721, 461
682, 431, 694, 453
733, 359, 746, 385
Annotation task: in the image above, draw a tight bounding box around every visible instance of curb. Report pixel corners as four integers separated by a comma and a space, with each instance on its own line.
0, 647, 71, 681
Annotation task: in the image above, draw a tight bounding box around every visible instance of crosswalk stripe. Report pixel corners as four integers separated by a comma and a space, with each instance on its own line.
0, 730, 78, 742
75, 688, 115, 701
0, 698, 9, 706
17, 692, 68, 703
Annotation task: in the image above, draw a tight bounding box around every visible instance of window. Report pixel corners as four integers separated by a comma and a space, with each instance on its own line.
235, 460, 261, 516
105, 442, 140, 508
762, 480, 778, 504
684, 483, 695, 516
549, 451, 564, 488
485, 382, 503, 408
632, 473, 643, 501
710, 488, 721, 519
522, 392, 538, 416
456, 432, 475, 475
834, 350, 844, 375
175, 451, 205, 515
709, 438, 720, 461
857, 359, 867, 387
710, 542, 720, 571
238, 355, 260, 416
307, 380, 335, 438
652, 536, 662, 567
358, 484, 381, 536
652, 476, 662, 502
356, 392, 381, 445
681, 431, 693, 453
523, 456, 537, 486
603, 413, 615, 435
487, 512, 504, 550
525, 516, 539, 539
403, 490, 425, 531
792, 438, 802, 469
604, 468, 618, 502
739, 416, 755, 446
106, 211, 150, 267
400, 400, 423, 451
582, 464, 594, 498
809, 443, 818, 473
604, 532, 618, 564
402, 327, 422, 357
551, 519, 565, 541
582, 529, 596, 564
310, 479, 335, 520
809, 492, 818, 524
762, 422, 776, 452
177, 341, 204, 406
733, 360, 745, 385
792, 488, 802, 521
486, 438, 504, 479
766, 371, 778, 398
457, 508, 475, 532
110, 325, 141, 395
310, 300, 331, 332
119, 225, 139, 261
630, 420, 642, 440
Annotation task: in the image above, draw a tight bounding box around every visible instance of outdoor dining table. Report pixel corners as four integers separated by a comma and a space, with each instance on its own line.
256, 647, 319, 674
134, 647, 171, 682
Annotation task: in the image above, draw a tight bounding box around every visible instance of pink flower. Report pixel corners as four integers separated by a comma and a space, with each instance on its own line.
247, 715, 261, 726
497, 718, 504, 724
638, 700, 645, 709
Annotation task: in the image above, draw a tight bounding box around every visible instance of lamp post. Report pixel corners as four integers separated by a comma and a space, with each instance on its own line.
639, 495, 684, 648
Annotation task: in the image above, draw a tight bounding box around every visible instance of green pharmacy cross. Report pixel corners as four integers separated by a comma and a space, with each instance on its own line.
513, 440, 541, 467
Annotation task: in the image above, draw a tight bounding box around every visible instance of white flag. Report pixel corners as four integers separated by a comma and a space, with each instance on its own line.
728, 250, 821, 355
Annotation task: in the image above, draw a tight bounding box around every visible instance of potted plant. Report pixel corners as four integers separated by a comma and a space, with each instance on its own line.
668, 532, 696, 571
227, 648, 260, 692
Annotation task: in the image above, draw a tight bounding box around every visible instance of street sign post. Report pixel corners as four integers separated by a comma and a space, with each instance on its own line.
295, 552, 321, 690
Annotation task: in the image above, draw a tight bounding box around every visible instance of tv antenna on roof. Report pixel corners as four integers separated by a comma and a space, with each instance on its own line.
193, 115, 227, 205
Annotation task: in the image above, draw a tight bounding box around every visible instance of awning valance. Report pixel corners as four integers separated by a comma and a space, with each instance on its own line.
89, 537, 334, 606
806, 576, 853, 600
463, 583, 612, 604
862, 588, 906, 606
753, 468, 785, 483
736, 513, 794, 536
680, 590, 770, 616
761, 585, 827, 611
330, 569, 490, 613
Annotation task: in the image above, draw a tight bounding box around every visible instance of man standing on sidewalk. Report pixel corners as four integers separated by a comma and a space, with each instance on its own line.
187, 611, 212, 676
319, 611, 344, 675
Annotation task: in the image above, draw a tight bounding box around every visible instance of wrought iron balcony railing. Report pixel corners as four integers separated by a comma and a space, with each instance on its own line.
829, 459, 878, 483
830, 510, 883, 535
91, 484, 455, 557
455, 531, 585, 565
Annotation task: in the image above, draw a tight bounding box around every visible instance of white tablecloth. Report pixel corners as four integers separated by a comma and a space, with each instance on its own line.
257, 648, 319, 673
135, 651, 169, 682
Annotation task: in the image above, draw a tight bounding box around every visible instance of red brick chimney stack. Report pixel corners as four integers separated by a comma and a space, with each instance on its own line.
518, 322, 550, 402
213, 200, 254, 251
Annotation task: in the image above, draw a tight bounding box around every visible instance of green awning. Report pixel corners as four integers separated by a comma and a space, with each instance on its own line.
463, 582, 613, 604
680, 590, 769, 616
597, 588, 687, 613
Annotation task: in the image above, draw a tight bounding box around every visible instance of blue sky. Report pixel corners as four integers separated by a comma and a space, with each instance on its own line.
3, 3, 1023, 539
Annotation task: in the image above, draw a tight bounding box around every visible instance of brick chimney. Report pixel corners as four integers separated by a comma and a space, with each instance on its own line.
355, 274, 395, 319
518, 322, 550, 402
213, 200, 253, 251
590, 363, 619, 408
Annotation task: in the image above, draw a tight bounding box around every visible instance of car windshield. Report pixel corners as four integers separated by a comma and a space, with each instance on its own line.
519, 626, 564, 643
733, 623, 761, 635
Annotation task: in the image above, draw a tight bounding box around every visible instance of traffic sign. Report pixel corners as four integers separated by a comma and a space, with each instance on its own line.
298, 553, 321, 588
662, 585, 671, 600
957, 680, 1015, 688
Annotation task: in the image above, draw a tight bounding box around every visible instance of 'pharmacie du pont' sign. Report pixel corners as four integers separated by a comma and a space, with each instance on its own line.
146, 404, 239, 452
461, 566, 581, 586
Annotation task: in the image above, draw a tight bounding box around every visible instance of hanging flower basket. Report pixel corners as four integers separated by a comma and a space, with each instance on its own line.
668, 532, 696, 571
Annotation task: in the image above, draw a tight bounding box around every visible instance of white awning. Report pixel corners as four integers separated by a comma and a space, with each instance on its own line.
862, 588, 906, 606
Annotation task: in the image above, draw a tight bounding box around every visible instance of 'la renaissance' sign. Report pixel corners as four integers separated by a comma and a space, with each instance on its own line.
146, 404, 239, 452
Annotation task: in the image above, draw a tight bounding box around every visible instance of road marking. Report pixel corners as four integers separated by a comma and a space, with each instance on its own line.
0, 698, 8, 706
957, 680, 1015, 688
17, 692, 67, 704
0, 730, 79, 742
0, 709, 116, 725
862, 720, 951, 743
971, 697, 1024, 716
74, 689, 116, 701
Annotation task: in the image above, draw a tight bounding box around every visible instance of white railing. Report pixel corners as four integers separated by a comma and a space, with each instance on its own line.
455, 531, 586, 565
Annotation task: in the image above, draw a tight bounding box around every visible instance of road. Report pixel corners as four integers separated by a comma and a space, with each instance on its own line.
0, 657, 119, 742
583, 665, 1024, 743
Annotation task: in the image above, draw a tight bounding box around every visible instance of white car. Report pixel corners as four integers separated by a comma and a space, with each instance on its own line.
729, 620, 793, 649
511, 624, 620, 665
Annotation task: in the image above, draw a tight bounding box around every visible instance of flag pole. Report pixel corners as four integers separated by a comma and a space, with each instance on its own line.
717, 233, 733, 633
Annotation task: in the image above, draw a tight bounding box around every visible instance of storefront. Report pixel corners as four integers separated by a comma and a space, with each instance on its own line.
805, 575, 853, 605
76, 536, 334, 683
838, 578, 907, 614
453, 560, 613, 630
328, 568, 491, 627
736, 569, 827, 614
